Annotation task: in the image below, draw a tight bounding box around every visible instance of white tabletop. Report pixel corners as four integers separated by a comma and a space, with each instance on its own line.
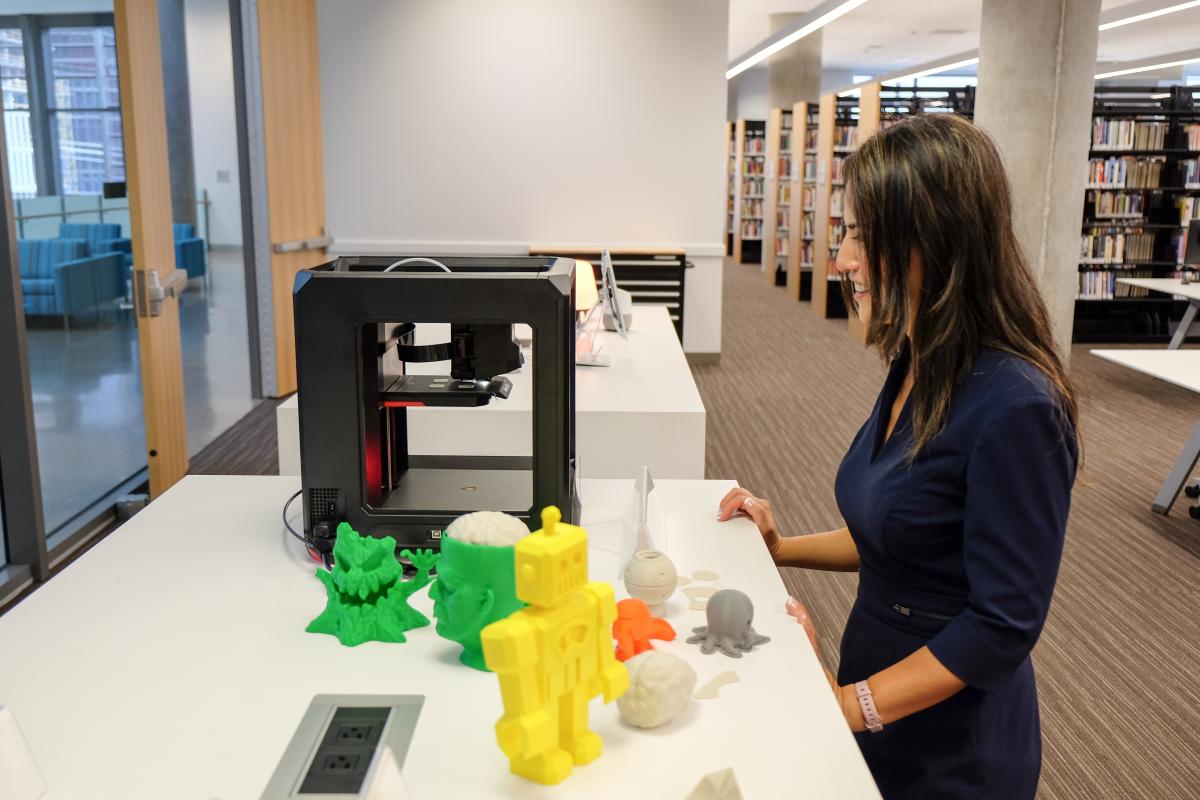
0, 476, 878, 800
1116, 277, 1200, 302
1090, 349, 1200, 394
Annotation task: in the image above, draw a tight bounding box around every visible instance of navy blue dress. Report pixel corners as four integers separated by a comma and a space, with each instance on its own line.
834, 345, 1077, 800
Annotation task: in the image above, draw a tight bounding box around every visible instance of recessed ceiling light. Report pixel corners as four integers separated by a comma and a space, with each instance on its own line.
726, 0, 872, 80
1099, 1, 1200, 32
929, 29, 966, 35
1095, 56, 1200, 80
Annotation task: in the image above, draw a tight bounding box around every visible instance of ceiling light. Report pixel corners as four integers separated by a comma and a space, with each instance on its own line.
887, 56, 980, 84
1095, 56, 1200, 79
1150, 92, 1172, 99
726, 0, 871, 80
1099, 1, 1200, 31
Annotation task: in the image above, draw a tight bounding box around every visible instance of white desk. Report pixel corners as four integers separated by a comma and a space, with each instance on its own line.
277, 306, 706, 479
1116, 278, 1200, 349
0, 476, 879, 800
1091, 349, 1200, 514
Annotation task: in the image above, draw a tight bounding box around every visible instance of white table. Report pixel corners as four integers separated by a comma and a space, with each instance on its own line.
277, 306, 706, 479
1091, 349, 1200, 514
1116, 278, 1200, 349
0, 476, 879, 800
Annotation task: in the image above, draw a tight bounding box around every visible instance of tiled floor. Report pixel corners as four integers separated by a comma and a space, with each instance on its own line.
24, 249, 258, 534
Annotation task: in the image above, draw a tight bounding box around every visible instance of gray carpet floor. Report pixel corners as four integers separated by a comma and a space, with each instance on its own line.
690, 258, 1200, 800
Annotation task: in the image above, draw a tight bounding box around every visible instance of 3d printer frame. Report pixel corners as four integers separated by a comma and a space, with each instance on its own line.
293, 255, 579, 552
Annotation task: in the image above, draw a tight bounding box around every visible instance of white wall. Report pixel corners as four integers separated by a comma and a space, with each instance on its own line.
183, 0, 241, 246
318, 0, 730, 355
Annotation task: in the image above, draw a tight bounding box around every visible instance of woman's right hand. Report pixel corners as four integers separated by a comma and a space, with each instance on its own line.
717, 487, 783, 560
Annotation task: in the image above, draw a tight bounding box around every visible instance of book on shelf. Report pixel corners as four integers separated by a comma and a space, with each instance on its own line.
776, 209, 789, 229
1088, 189, 1145, 217
741, 198, 763, 219
801, 241, 813, 265
805, 127, 818, 151
831, 156, 848, 183
1086, 156, 1164, 189
803, 155, 816, 181
1091, 119, 1167, 151
1077, 267, 1154, 300
830, 187, 845, 217
802, 214, 814, 238
1186, 124, 1200, 151
775, 236, 789, 257
802, 185, 815, 209
778, 182, 792, 206
740, 219, 763, 238
1180, 158, 1200, 188
833, 125, 856, 149
1178, 196, 1200, 223
743, 158, 764, 176
742, 177, 765, 196
1079, 229, 1155, 263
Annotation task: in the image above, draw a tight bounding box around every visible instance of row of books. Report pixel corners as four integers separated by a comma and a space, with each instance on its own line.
780, 131, 792, 153
1091, 119, 1167, 151
1177, 196, 1200, 223
742, 177, 764, 196
743, 134, 766, 155
830, 187, 846, 217
776, 209, 789, 230
802, 214, 815, 238
775, 236, 789, 257
778, 182, 792, 206
1187, 124, 1200, 151
778, 155, 792, 179
802, 185, 815, 209
1079, 231, 1155, 263
800, 240, 813, 266
742, 199, 764, 219
1173, 230, 1196, 264
805, 127, 818, 151
829, 219, 846, 245
833, 125, 856, 149
1086, 157, 1165, 189
1077, 268, 1154, 300
1089, 190, 1145, 218
743, 158, 765, 176
1181, 158, 1200, 188
741, 219, 763, 238
831, 156, 848, 183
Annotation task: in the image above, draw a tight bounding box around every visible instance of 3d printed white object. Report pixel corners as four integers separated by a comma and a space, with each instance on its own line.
623, 549, 678, 611
444, 511, 529, 546
617, 651, 697, 729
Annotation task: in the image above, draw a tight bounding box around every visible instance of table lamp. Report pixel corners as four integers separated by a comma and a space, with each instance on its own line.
575, 259, 599, 313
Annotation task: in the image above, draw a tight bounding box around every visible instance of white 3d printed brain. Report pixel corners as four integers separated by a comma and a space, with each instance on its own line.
617, 650, 697, 729
445, 511, 530, 546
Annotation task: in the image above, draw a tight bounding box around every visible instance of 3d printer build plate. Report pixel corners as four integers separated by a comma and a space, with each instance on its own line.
377, 456, 533, 516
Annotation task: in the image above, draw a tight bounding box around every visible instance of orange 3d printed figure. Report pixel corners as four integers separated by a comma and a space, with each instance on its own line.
612, 598, 676, 662
481, 506, 629, 785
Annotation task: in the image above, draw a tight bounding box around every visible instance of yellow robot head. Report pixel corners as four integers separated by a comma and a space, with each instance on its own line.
514, 506, 588, 607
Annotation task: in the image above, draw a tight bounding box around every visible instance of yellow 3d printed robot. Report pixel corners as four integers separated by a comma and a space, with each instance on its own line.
481, 506, 629, 785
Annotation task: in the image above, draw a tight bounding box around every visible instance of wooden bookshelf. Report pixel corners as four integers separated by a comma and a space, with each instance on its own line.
786, 101, 816, 301
762, 107, 793, 287
725, 122, 735, 256
812, 93, 862, 319
847, 82, 882, 343
734, 119, 766, 265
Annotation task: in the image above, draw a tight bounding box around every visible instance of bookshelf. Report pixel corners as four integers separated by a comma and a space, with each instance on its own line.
725, 122, 735, 256
1074, 86, 1200, 344
762, 107, 793, 287
786, 101, 817, 301
733, 118, 766, 265
811, 92, 865, 319
847, 82, 881, 343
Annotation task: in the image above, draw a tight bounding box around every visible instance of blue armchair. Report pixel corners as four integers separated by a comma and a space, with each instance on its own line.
59, 222, 133, 296
173, 223, 207, 284
19, 239, 124, 330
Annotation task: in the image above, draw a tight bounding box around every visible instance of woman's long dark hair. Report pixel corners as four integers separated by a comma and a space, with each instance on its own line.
842, 113, 1079, 456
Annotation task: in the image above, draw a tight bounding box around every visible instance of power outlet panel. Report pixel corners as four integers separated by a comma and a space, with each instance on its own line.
261, 695, 423, 800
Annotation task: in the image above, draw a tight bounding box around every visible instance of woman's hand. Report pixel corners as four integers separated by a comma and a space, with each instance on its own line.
717, 487, 782, 559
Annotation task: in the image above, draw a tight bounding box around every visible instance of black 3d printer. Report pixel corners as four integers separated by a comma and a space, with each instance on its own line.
293, 255, 580, 555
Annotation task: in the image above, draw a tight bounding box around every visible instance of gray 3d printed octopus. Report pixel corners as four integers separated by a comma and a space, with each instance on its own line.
686, 589, 770, 658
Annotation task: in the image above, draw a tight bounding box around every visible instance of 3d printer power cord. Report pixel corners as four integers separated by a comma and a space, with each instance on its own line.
282, 490, 331, 567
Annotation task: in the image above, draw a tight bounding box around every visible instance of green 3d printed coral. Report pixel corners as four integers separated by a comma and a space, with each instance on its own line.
306, 522, 439, 646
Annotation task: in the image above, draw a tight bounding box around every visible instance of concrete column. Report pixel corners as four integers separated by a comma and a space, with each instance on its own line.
158, 0, 198, 226
974, 0, 1101, 359
766, 14, 821, 108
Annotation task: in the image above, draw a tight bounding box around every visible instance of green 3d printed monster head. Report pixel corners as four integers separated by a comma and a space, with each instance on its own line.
306, 522, 439, 647
430, 512, 528, 670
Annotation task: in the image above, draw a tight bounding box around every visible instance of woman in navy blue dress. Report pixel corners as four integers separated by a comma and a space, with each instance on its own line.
718, 114, 1079, 799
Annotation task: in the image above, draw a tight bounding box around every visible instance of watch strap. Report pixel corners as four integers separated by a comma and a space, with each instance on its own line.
855, 680, 884, 733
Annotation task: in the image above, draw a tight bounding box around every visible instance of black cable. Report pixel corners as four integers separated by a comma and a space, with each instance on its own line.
282, 489, 309, 545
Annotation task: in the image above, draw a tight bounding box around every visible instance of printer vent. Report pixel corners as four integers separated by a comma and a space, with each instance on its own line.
308, 488, 343, 524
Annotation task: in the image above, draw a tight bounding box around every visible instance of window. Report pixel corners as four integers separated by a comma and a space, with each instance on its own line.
0, 27, 35, 198
46, 25, 123, 195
